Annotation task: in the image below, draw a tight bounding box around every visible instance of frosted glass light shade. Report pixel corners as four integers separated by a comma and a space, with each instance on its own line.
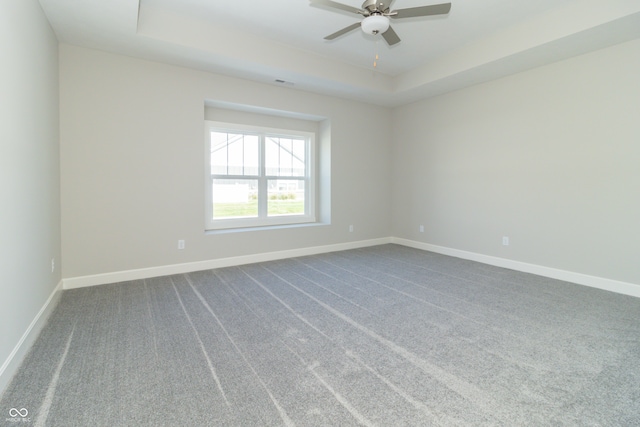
361, 15, 389, 35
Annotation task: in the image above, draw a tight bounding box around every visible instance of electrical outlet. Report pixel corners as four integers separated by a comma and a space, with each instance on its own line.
349, 225, 354, 232
178, 240, 185, 250
502, 236, 509, 246
51, 258, 55, 273
419, 225, 424, 233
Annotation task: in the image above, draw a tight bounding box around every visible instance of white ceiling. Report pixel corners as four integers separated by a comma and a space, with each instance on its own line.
39, 0, 640, 106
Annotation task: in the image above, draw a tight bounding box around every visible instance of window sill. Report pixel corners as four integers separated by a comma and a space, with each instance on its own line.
205, 221, 327, 235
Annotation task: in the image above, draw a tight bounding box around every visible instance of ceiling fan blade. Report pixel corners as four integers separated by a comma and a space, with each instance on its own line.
381, 25, 401, 46
310, 0, 363, 15
324, 22, 362, 40
391, 2, 451, 19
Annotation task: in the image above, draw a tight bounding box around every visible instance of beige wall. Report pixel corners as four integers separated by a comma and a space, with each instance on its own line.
0, 0, 60, 384
392, 38, 640, 285
60, 45, 392, 278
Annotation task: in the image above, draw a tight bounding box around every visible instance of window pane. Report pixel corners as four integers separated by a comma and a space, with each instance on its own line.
265, 136, 306, 177
268, 179, 305, 216
265, 137, 279, 176
292, 139, 306, 177
212, 178, 258, 219
227, 135, 243, 175
244, 136, 259, 175
210, 132, 230, 175
211, 132, 259, 176
279, 138, 293, 176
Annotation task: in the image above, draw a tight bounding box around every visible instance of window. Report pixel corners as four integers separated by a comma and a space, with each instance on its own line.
205, 121, 315, 230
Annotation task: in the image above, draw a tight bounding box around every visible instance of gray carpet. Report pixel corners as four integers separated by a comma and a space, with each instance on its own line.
2, 244, 639, 426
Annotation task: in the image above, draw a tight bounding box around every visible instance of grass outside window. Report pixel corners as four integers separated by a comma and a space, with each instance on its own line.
213, 200, 305, 218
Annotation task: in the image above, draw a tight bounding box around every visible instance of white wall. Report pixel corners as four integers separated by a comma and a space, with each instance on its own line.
0, 0, 61, 390
60, 45, 392, 280
392, 38, 640, 286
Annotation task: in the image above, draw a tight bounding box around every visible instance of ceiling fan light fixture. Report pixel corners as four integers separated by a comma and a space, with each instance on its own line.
361, 15, 389, 35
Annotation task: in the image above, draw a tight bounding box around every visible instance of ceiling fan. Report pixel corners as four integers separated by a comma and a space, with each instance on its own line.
311, 0, 451, 46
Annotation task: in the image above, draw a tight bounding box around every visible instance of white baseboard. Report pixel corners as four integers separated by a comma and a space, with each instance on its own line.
63, 237, 393, 290
62, 235, 640, 298
392, 237, 640, 299
0, 280, 63, 395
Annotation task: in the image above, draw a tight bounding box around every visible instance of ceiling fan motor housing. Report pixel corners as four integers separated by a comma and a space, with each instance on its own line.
361, 0, 391, 15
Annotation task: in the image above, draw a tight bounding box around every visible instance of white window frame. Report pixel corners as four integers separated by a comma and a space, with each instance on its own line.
205, 120, 316, 230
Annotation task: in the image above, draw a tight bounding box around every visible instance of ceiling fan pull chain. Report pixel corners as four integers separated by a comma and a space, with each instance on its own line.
373, 39, 380, 69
